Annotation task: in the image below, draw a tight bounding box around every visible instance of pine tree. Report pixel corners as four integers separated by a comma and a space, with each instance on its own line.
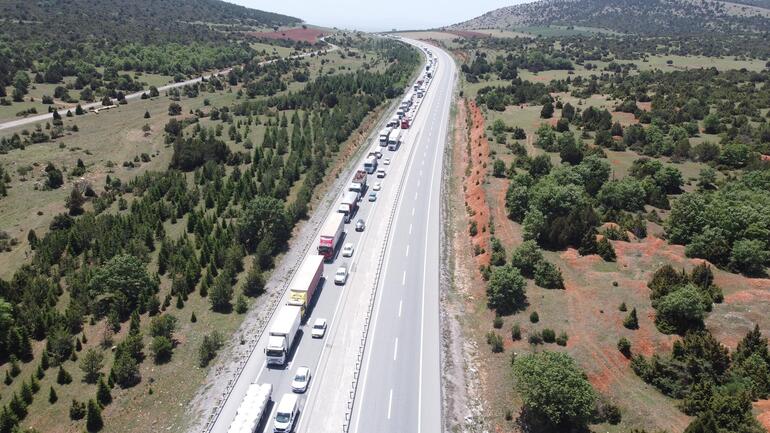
4, 370, 12, 385
129, 310, 141, 335
597, 237, 617, 262
624, 308, 639, 330
49, 386, 58, 403
96, 377, 112, 406
40, 351, 50, 370
235, 294, 247, 314
20, 381, 33, 404
57, 365, 72, 385
86, 399, 103, 432
76, 338, 83, 352
30, 374, 40, 393
9, 392, 27, 420
0, 406, 17, 433
190, 312, 197, 323
9, 356, 20, 378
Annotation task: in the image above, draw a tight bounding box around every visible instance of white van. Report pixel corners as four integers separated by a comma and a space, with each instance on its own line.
273, 393, 299, 432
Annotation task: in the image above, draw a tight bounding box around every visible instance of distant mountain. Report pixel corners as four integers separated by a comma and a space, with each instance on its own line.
452, 0, 770, 36
0, 0, 302, 44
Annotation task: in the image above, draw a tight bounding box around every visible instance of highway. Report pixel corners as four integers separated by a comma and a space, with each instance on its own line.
0, 42, 337, 132
202, 37, 455, 433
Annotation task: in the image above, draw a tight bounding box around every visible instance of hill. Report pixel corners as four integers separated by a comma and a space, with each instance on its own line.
0, 0, 301, 44
451, 0, 770, 35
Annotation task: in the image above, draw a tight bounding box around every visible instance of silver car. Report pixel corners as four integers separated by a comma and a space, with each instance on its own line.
291, 367, 311, 393
334, 265, 348, 285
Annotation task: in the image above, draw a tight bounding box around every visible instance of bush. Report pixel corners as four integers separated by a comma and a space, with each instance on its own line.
556, 332, 569, 346
528, 332, 543, 345
493, 316, 503, 329
486, 331, 504, 353
542, 328, 556, 343
534, 261, 564, 289
530, 311, 539, 323
617, 337, 632, 358
198, 331, 223, 367
69, 399, 86, 420
486, 265, 527, 315
150, 336, 173, 364
511, 323, 522, 341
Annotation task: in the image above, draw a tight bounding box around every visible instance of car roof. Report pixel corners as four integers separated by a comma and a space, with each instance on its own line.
314, 318, 326, 325
295, 366, 309, 375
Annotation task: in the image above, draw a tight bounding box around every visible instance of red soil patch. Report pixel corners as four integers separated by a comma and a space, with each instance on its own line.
755, 399, 770, 432
464, 100, 492, 267
447, 30, 491, 39
249, 28, 325, 43
488, 177, 522, 251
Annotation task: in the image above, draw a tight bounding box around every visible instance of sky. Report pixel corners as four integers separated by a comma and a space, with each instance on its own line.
227, 0, 530, 31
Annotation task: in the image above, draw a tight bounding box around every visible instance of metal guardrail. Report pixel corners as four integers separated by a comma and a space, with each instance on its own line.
341, 49, 435, 433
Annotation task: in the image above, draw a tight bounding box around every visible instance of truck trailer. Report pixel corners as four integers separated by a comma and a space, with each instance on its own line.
387, 129, 402, 150
338, 190, 360, 223
378, 127, 391, 146
348, 169, 367, 194
265, 306, 301, 366
286, 254, 324, 320
317, 212, 345, 261
227, 383, 272, 433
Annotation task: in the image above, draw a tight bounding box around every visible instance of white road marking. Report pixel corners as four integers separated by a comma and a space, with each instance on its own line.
393, 338, 399, 361
414, 192, 418, 200
409, 224, 412, 234
406, 245, 410, 257
402, 271, 406, 285
387, 389, 393, 420
398, 299, 403, 317
411, 207, 415, 216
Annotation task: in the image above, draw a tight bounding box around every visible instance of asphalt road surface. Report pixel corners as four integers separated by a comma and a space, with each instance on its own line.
205, 37, 455, 433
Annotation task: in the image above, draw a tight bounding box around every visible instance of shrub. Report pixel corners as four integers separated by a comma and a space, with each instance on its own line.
511, 323, 522, 341
493, 316, 503, 329
597, 237, 616, 262
530, 311, 539, 323
528, 332, 543, 345
619, 302, 627, 312
556, 332, 569, 346
542, 328, 556, 343
534, 261, 564, 289
617, 337, 632, 358
486, 331, 504, 353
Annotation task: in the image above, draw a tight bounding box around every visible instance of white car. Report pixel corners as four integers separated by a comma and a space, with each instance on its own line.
376, 169, 386, 178
291, 367, 311, 393
372, 182, 382, 191
311, 318, 327, 338
334, 265, 348, 285
384, 158, 391, 165
342, 243, 354, 257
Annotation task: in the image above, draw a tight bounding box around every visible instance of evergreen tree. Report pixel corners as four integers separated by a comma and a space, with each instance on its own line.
96, 378, 112, 406
49, 386, 58, 404
20, 381, 33, 404
624, 308, 639, 330
8, 392, 26, 420
191, 311, 197, 323
597, 237, 617, 262
86, 399, 103, 431
56, 365, 72, 385
69, 399, 85, 420
40, 351, 50, 370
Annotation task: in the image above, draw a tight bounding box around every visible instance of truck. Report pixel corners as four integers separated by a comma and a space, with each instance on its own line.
401, 117, 411, 129
227, 383, 272, 433
387, 116, 400, 128
228, 383, 272, 433
378, 127, 391, 146
286, 254, 324, 319
338, 190, 360, 223
387, 129, 402, 150
265, 306, 301, 366
317, 212, 345, 261
348, 169, 367, 194
363, 154, 378, 174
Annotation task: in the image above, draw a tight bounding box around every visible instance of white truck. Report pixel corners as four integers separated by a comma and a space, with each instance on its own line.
338, 190, 360, 223
378, 127, 391, 146
387, 129, 402, 151
265, 306, 302, 366
363, 154, 378, 174
286, 254, 324, 320
227, 383, 272, 433
349, 169, 367, 194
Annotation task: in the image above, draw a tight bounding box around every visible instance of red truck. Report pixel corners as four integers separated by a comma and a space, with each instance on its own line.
317, 212, 345, 261
401, 117, 410, 129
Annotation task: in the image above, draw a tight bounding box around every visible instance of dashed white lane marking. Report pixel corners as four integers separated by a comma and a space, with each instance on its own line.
398, 299, 403, 317
411, 208, 415, 216
409, 224, 412, 234
402, 271, 406, 285
394, 338, 399, 361
387, 389, 393, 419
406, 245, 410, 257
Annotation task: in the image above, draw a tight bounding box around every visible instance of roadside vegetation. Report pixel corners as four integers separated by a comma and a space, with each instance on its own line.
434, 16, 770, 433
0, 22, 420, 433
